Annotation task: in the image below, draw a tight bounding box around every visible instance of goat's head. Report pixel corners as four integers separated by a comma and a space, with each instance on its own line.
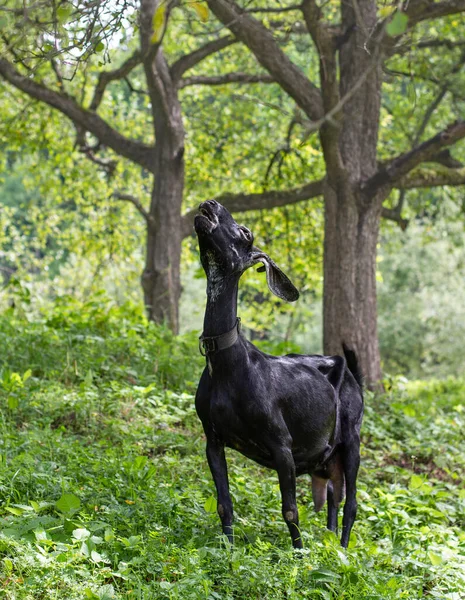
195, 200, 299, 302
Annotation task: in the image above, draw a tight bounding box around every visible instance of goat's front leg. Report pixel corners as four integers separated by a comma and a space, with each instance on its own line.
272, 445, 302, 549
206, 437, 234, 543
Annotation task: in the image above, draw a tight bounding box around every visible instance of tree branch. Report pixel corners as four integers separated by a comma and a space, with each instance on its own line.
206, 0, 323, 121
382, 79, 460, 230
90, 50, 141, 111
181, 178, 324, 238
410, 49, 465, 140
246, 5, 303, 13
170, 35, 236, 82
139, 0, 184, 152
380, 2, 465, 58
394, 165, 465, 189
417, 38, 465, 49
381, 206, 409, 230
178, 71, 275, 88
300, 50, 381, 141
364, 120, 465, 192
0, 57, 155, 172
124, 76, 149, 96
404, 0, 465, 27
76, 126, 118, 175
414, 87, 449, 146
301, 0, 340, 113
114, 192, 155, 227
301, 0, 345, 175
391, 36, 465, 57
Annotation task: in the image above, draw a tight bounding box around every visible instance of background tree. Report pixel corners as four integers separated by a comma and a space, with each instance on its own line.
194, 0, 465, 386
2, 1, 465, 386
0, 0, 276, 332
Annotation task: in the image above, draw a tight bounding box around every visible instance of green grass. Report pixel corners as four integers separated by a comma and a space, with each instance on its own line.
0, 302, 464, 599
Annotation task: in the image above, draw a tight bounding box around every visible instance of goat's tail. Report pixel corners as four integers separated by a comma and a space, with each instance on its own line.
342, 343, 363, 389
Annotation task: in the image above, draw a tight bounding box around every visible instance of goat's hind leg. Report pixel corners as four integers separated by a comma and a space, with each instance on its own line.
326, 482, 338, 533
206, 436, 234, 543
327, 452, 345, 534
312, 474, 338, 532
340, 438, 360, 548
312, 476, 339, 534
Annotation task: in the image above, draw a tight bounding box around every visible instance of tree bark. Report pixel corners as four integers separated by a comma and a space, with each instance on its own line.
138, 2, 185, 332
320, 0, 384, 387
322, 183, 383, 386
142, 132, 184, 332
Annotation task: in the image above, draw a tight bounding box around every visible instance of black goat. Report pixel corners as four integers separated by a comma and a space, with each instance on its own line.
195, 200, 363, 549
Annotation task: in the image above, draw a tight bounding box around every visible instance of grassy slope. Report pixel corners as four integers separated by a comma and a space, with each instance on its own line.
0, 304, 464, 600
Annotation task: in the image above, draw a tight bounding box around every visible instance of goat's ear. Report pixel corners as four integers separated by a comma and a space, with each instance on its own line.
251, 249, 299, 302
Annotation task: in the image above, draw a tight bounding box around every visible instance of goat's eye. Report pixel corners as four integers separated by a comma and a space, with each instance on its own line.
240, 227, 253, 243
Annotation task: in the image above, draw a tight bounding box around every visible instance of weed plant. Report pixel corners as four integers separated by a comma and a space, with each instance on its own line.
0, 300, 464, 599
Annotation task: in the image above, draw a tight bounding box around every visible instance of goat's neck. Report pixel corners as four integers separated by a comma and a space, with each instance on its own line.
203, 275, 239, 337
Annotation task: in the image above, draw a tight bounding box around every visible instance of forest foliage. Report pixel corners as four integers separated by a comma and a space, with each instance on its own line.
1, 0, 465, 377
1, 1, 465, 597
0, 304, 464, 599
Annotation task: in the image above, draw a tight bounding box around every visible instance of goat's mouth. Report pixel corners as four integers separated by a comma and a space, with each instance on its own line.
194, 204, 219, 234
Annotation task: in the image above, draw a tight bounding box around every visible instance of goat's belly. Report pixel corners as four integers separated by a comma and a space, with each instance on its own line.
292, 446, 335, 476
224, 436, 334, 475
225, 436, 276, 469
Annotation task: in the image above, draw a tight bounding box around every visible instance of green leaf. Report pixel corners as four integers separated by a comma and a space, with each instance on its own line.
96, 585, 115, 599
104, 528, 114, 543
56, 493, 81, 515
308, 567, 340, 582
379, 6, 395, 19
3, 558, 13, 574
336, 549, 350, 566
386, 11, 409, 36
56, 553, 68, 563
192, 2, 209, 22
12, 504, 33, 511
4, 506, 23, 516
402, 404, 416, 417
428, 550, 443, 566
204, 495, 217, 513
91, 550, 103, 563
409, 474, 432, 494
7, 395, 18, 410
126, 535, 141, 547
34, 528, 49, 541
56, 5, 73, 22
407, 81, 417, 107
151, 3, 167, 44
23, 369, 32, 382
409, 474, 426, 490
95, 41, 105, 53
72, 527, 90, 540
132, 455, 147, 471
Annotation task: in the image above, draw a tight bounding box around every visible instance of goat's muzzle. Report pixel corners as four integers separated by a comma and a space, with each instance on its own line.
195, 201, 219, 235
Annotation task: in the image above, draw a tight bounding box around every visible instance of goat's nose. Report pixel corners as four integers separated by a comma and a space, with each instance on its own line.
198, 200, 218, 210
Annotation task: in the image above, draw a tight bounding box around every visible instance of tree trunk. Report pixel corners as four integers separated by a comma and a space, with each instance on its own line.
141, 127, 184, 333
138, 2, 186, 334
322, 183, 383, 387
320, 0, 383, 387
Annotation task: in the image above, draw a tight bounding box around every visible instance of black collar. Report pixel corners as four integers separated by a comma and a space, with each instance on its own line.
199, 318, 241, 356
